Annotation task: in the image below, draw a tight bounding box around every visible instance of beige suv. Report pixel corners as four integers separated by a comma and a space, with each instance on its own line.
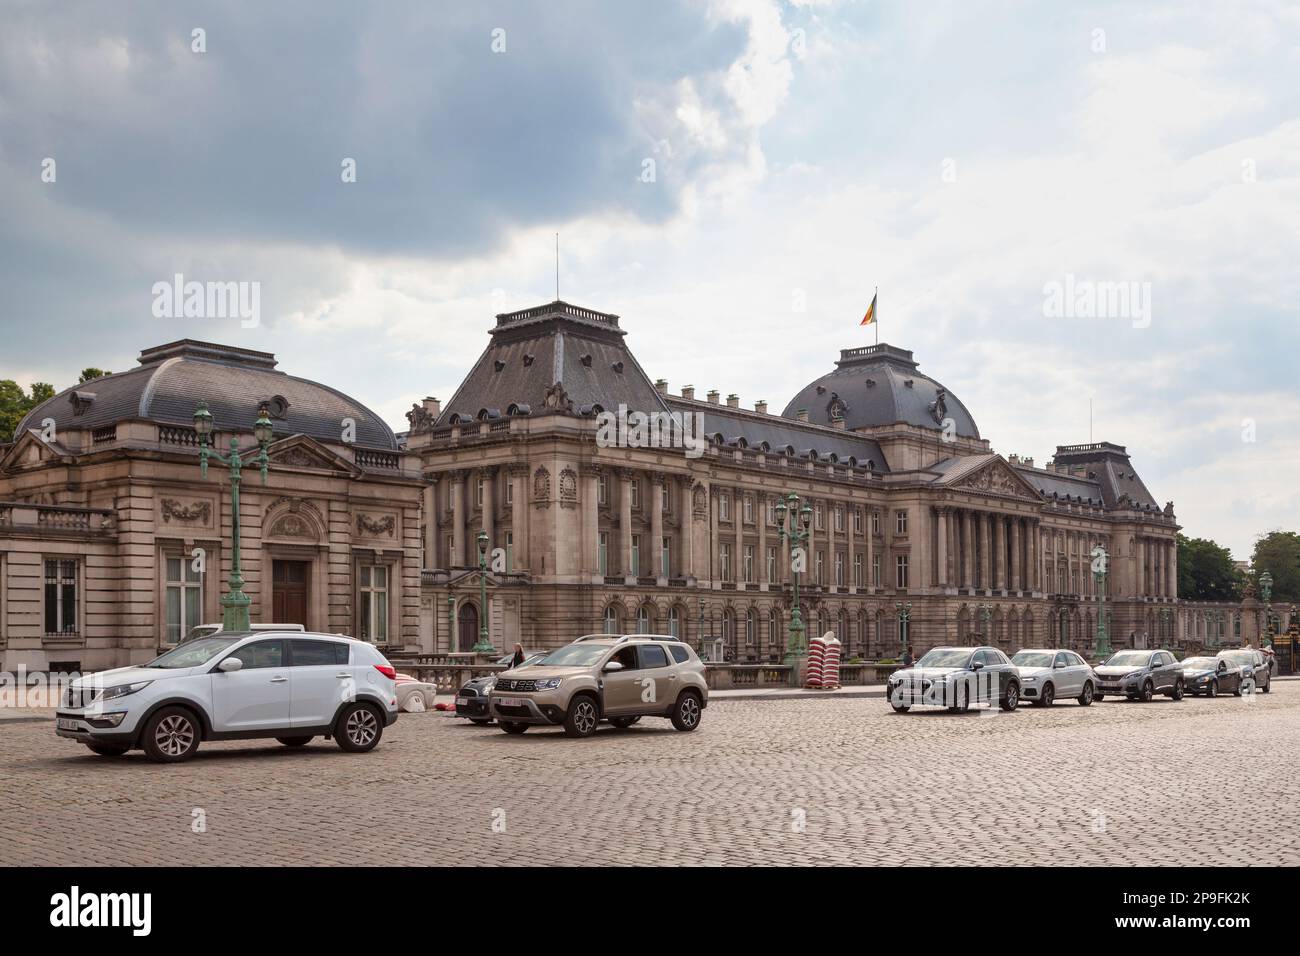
488, 634, 708, 737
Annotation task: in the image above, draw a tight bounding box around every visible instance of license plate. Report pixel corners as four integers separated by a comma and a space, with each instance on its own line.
498, 697, 523, 708
455, 697, 468, 706
57, 718, 79, 730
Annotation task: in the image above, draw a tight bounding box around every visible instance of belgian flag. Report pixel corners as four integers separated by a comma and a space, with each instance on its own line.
860, 291, 877, 326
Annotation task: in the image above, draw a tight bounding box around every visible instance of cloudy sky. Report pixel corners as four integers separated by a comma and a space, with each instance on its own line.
1, 0, 1296, 558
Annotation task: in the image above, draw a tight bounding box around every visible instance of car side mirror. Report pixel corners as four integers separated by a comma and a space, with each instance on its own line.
1054, 662, 1066, 669
218, 657, 243, 673
970, 661, 984, 671
603, 661, 625, 672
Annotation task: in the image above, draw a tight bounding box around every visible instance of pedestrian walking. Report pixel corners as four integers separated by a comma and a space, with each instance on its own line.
509, 642, 526, 668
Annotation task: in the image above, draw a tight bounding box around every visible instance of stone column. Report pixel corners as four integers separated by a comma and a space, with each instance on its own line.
422, 478, 439, 570
980, 512, 992, 591
582, 466, 600, 579
1167, 540, 1177, 599
960, 510, 973, 590
941, 509, 951, 590
450, 470, 466, 567
827, 498, 838, 588
709, 487, 720, 583
479, 466, 495, 552
680, 478, 694, 578
865, 507, 874, 592
1010, 518, 1022, 592
734, 487, 744, 583
650, 473, 665, 581
619, 469, 634, 581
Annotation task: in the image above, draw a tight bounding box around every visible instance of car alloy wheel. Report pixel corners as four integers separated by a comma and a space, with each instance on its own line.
1208, 680, 1217, 697
999, 681, 1019, 712
346, 708, 378, 747
564, 695, 599, 738
1077, 682, 1094, 706
155, 714, 195, 757
1171, 679, 1184, 701
672, 691, 703, 731
1140, 680, 1154, 702
1041, 684, 1055, 707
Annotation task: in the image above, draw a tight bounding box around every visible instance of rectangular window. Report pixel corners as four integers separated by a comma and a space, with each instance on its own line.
854, 554, 864, 588
871, 510, 881, 535
631, 479, 641, 510
853, 508, 863, 534
895, 510, 908, 535
816, 550, 825, 585
814, 504, 824, 530
719, 494, 730, 522
475, 477, 484, 508
598, 475, 608, 505
766, 498, 776, 525
743, 545, 754, 583
661, 483, 670, 513
834, 506, 844, 532
358, 565, 389, 643
834, 551, 845, 587
291, 639, 350, 666
766, 546, 777, 583
504, 531, 514, 572
44, 559, 78, 636
599, 532, 609, 576
631, 534, 641, 577
873, 554, 882, 588
896, 555, 909, 589
661, 536, 671, 577
721, 544, 732, 582
505, 480, 513, 506
743, 496, 754, 524
165, 555, 203, 644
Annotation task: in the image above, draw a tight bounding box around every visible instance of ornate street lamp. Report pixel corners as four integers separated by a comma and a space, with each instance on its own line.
194, 401, 273, 632
446, 595, 456, 655
1159, 608, 1172, 650
1259, 570, 1274, 648
977, 603, 992, 646
896, 601, 913, 657
774, 492, 812, 662
473, 529, 495, 653
1091, 543, 1111, 658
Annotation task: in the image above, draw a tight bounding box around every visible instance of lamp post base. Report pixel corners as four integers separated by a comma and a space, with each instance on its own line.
221, 591, 252, 633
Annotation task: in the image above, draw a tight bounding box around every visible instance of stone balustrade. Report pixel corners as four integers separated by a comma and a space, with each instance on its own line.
0, 502, 115, 536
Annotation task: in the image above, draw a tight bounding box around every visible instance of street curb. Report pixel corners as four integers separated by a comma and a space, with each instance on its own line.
711, 688, 886, 702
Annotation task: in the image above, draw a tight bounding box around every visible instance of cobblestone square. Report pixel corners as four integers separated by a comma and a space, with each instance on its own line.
3, 683, 1297, 867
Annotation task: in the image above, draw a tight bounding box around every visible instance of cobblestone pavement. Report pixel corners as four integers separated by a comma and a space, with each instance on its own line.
4, 683, 1298, 866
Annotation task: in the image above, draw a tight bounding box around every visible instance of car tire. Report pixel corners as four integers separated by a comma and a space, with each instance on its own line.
499, 721, 528, 734
1139, 680, 1154, 702
671, 690, 704, 732
86, 743, 130, 757
334, 703, 383, 753
1207, 680, 1217, 698
470, 718, 491, 726
1077, 682, 1094, 706
1262, 679, 1270, 694
1040, 683, 1055, 708
891, 703, 911, 713
609, 716, 641, 729
949, 683, 969, 713
276, 736, 312, 747
563, 694, 600, 738
999, 680, 1019, 712
141, 706, 201, 763
1170, 678, 1184, 701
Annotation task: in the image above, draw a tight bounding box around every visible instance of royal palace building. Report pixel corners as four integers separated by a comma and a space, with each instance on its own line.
1, 301, 1183, 671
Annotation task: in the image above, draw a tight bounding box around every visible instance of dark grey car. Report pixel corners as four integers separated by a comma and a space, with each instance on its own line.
1181, 655, 1242, 697
1216, 648, 1272, 694
888, 646, 1020, 713
1094, 649, 1184, 702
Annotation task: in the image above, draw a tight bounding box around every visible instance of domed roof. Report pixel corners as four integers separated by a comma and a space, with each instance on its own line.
18, 340, 398, 451
782, 344, 980, 439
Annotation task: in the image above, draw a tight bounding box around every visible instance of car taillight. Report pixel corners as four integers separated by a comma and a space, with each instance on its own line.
374, 664, 397, 680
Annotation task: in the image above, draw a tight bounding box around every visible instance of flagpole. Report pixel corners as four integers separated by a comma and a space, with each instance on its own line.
875, 286, 879, 346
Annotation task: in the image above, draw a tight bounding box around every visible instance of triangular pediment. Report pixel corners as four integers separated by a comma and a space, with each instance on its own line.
266, 435, 362, 477
0, 428, 72, 473
948, 456, 1043, 501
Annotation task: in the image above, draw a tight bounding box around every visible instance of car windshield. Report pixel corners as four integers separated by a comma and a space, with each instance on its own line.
916, 648, 971, 668
1012, 651, 1054, 667
146, 636, 241, 669
1219, 651, 1252, 665
520, 654, 547, 667
181, 625, 221, 644
1104, 651, 1151, 667
1182, 657, 1217, 670
538, 644, 611, 667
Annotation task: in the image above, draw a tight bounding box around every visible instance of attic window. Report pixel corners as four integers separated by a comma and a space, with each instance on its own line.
815, 385, 826, 395
262, 394, 291, 419
68, 390, 96, 416
611, 361, 624, 374
903, 379, 914, 388
864, 378, 876, 388
580, 354, 593, 367
494, 360, 507, 372
522, 353, 535, 367
867, 459, 876, 470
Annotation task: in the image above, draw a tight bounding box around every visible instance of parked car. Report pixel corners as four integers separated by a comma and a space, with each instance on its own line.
488, 634, 707, 737
456, 652, 547, 724
1093, 649, 1184, 701
1180, 656, 1242, 697
395, 672, 439, 712
887, 646, 1020, 713
1011, 648, 1096, 706
180, 621, 305, 644
1216, 648, 1272, 693
55, 631, 398, 761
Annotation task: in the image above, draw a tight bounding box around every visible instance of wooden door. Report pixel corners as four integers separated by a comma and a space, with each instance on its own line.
272, 560, 310, 628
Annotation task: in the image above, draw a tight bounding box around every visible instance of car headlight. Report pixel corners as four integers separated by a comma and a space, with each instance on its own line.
534, 678, 562, 690
99, 680, 152, 701
1021, 675, 1037, 682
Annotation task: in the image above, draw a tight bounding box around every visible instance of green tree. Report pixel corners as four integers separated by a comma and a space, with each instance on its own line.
1176, 534, 1240, 601
1252, 531, 1300, 603
0, 380, 55, 443
77, 368, 110, 384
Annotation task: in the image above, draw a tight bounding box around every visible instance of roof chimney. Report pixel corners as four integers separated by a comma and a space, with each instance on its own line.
754, 400, 768, 415
654, 379, 669, 396
830, 415, 846, 430
681, 385, 695, 400
726, 393, 739, 408
796, 408, 809, 423
707, 389, 720, 404
423, 396, 441, 416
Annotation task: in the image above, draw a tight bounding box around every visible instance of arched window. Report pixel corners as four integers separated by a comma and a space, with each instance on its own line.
636, 605, 652, 634
603, 605, 620, 634
838, 609, 848, 649
768, 608, 779, 651
722, 608, 736, 652
668, 605, 680, 638
745, 609, 756, 646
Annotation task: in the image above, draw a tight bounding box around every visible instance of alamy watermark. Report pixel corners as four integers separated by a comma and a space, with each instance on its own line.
1043, 274, 1151, 328
152, 273, 260, 328
595, 404, 706, 459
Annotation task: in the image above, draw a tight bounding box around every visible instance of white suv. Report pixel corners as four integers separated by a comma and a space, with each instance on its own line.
55, 631, 399, 762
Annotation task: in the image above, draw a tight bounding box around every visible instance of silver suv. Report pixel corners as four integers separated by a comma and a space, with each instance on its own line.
488, 634, 709, 737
